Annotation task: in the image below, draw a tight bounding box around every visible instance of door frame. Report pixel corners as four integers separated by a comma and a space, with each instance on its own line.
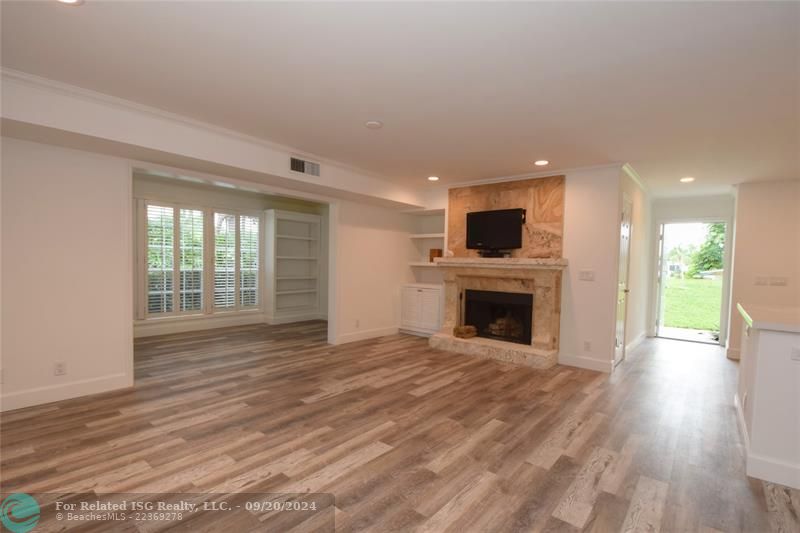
614, 194, 634, 367
651, 216, 733, 346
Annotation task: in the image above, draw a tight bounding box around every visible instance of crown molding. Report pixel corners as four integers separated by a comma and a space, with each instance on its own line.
622, 163, 648, 192
434, 162, 626, 191
0, 67, 392, 184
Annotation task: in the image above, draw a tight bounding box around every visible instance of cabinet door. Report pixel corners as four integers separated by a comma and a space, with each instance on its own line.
419, 289, 441, 331
401, 287, 422, 328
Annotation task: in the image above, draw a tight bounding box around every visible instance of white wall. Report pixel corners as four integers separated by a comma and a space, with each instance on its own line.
133, 174, 324, 214
1, 138, 133, 411
728, 180, 800, 358
652, 194, 735, 222
2, 70, 427, 209
559, 166, 623, 372
331, 201, 415, 344
622, 172, 651, 352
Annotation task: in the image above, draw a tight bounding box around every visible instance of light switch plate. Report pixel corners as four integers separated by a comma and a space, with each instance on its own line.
791, 347, 800, 362
579, 270, 595, 281
769, 277, 788, 286
755, 276, 769, 286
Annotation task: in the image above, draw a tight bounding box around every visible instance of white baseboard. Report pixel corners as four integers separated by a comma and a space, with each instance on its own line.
399, 328, 436, 338
265, 313, 326, 325
625, 332, 646, 354
746, 452, 800, 490
1, 373, 132, 412
332, 326, 399, 345
134, 312, 267, 337
558, 354, 613, 373
734, 393, 750, 450
735, 393, 800, 489
727, 348, 741, 360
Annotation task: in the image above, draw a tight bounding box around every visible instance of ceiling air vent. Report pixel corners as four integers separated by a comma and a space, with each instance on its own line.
290, 157, 320, 177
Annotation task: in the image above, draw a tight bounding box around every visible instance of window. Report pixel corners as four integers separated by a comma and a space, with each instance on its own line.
141, 202, 260, 319
147, 205, 174, 314
179, 209, 204, 312
239, 215, 260, 307
214, 213, 236, 309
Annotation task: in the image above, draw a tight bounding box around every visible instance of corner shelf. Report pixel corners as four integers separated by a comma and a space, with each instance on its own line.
409, 262, 439, 268
410, 233, 445, 239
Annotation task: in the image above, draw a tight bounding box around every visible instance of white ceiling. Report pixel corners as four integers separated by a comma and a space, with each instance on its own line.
1, 1, 798, 196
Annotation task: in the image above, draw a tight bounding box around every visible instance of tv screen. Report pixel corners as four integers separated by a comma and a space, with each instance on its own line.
466, 208, 525, 250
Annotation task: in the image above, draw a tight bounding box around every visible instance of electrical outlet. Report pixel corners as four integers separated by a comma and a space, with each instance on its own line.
578, 270, 595, 282
355, 319, 360, 329
583, 341, 592, 352
54, 362, 67, 376
769, 277, 788, 287
791, 347, 800, 362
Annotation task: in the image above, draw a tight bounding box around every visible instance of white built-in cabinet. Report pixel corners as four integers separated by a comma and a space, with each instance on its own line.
401, 283, 443, 336
401, 210, 445, 336
265, 210, 322, 323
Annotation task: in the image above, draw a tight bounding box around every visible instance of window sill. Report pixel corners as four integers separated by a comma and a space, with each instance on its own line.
134, 309, 266, 337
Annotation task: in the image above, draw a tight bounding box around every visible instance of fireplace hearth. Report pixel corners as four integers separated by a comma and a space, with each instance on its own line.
464, 289, 533, 345
429, 257, 566, 369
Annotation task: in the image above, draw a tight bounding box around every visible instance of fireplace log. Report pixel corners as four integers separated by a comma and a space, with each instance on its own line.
453, 325, 477, 339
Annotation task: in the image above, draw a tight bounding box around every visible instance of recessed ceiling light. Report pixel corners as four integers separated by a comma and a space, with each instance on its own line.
427, 176, 440, 182
58, 0, 84, 5
534, 160, 549, 166
680, 176, 696, 183
364, 120, 383, 130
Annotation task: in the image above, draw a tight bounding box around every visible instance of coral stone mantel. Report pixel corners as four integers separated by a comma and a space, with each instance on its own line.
430, 257, 567, 368
434, 257, 568, 270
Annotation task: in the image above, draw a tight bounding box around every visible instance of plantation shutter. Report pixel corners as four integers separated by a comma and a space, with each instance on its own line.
179, 209, 204, 312
214, 213, 237, 309
146, 205, 174, 314
239, 215, 260, 307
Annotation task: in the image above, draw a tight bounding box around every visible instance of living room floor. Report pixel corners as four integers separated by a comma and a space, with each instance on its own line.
1, 323, 798, 532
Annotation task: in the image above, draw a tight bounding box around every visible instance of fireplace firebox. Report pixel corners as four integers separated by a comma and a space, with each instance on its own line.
463, 289, 533, 345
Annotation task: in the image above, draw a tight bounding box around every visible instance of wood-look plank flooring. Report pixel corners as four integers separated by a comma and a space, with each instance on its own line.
2, 322, 799, 532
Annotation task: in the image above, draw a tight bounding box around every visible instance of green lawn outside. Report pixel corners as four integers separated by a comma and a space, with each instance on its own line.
663, 277, 722, 331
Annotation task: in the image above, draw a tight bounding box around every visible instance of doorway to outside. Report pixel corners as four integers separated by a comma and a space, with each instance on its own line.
656, 221, 727, 344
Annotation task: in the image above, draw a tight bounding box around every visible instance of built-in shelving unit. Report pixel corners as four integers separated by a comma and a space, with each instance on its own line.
265, 210, 322, 323
407, 210, 446, 283
403, 210, 446, 334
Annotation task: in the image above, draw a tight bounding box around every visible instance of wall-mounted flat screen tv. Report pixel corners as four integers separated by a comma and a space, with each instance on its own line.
466, 208, 526, 252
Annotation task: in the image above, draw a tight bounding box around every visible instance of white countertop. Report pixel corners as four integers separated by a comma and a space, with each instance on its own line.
737, 303, 800, 334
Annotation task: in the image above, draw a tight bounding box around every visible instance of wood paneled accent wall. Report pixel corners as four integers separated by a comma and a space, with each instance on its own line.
447, 176, 565, 258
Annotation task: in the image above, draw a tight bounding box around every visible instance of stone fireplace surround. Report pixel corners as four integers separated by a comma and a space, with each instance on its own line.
429, 257, 567, 369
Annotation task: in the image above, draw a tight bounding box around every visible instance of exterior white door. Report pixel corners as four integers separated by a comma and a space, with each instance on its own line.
614, 197, 633, 367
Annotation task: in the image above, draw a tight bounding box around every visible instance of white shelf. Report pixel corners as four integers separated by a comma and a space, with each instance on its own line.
277, 234, 318, 241
409, 262, 439, 268
276, 289, 318, 295
410, 233, 445, 239
276, 304, 317, 311
266, 209, 322, 323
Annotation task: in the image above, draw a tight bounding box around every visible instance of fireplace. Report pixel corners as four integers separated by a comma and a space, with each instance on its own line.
464, 289, 533, 345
